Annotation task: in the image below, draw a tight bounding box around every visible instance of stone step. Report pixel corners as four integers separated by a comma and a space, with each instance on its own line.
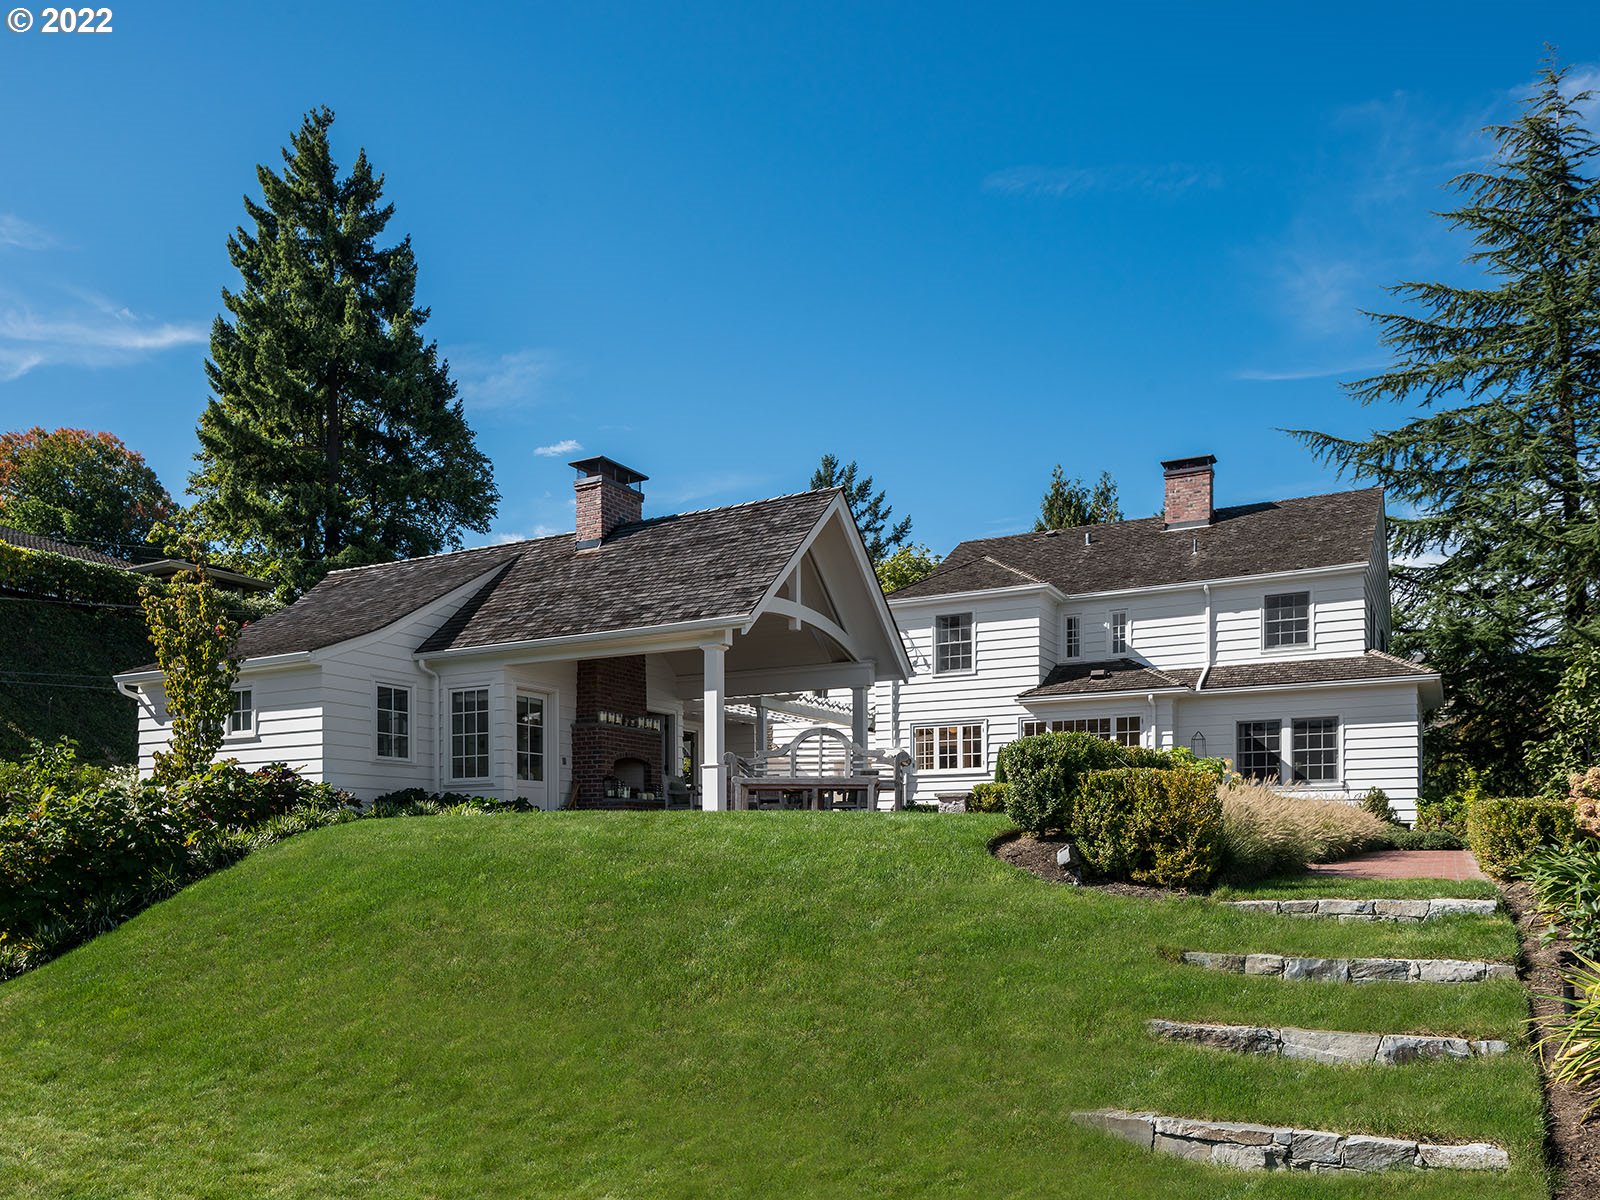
1073, 1108, 1508, 1172
1146, 1018, 1509, 1065
1180, 950, 1517, 983
1225, 897, 1498, 922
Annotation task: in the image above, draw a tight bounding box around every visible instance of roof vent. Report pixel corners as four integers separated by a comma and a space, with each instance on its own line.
1088, 667, 1111, 680
1044, 528, 1060, 538
1084, 531, 1093, 546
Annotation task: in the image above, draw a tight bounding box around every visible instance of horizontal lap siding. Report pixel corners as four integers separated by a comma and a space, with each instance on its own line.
882, 593, 1050, 799
1065, 590, 1207, 670
1176, 684, 1421, 819
134, 669, 325, 780
1213, 571, 1368, 664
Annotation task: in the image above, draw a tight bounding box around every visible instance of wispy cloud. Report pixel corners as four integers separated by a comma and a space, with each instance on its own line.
533, 438, 582, 457
1233, 359, 1386, 382
655, 470, 775, 505
0, 214, 53, 251
0, 292, 205, 381
452, 348, 556, 412
984, 163, 1221, 199
488, 524, 563, 544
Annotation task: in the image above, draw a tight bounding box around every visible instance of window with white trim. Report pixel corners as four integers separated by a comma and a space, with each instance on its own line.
1114, 716, 1142, 747
1263, 591, 1311, 649
450, 688, 490, 780
912, 723, 983, 771
1019, 716, 1138, 745
1110, 610, 1128, 654
376, 684, 410, 759
1291, 717, 1339, 783
228, 688, 254, 736
516, 693, 545, 782
934, 613, 974, 673
1063, 614, 1081, 659
1235, 720, 1280, 781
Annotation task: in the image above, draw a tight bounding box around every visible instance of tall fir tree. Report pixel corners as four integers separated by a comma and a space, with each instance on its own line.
1291, 61, 1600, 794
810, 453, 911, 563
1033, 466, 1122, 531
191, 107, 499, 592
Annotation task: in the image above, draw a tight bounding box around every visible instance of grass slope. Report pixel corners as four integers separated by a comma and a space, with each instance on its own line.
0, 814, 1544, 1199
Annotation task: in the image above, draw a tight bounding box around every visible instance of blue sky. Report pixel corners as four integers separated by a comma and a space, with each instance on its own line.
1, 2, 1596, 554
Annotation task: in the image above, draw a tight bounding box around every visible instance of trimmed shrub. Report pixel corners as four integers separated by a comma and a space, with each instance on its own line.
996, 732, 1127, 834
1218, 780, 1391, 881
1074, 768, 1224, 890
1385, 827, 1466, 851
1467, 796, 1581, 878
967, 782, 1009, 814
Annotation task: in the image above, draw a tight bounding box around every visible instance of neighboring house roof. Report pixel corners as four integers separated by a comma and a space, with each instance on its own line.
0, 523, 126, 567
891, 487, 1384, 600
234, 489, 839, 660
1017, 650, 1436, 700
127, 559, 273, 593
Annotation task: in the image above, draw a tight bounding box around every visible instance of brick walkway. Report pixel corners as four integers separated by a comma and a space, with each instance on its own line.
1308, 850, 1488, 882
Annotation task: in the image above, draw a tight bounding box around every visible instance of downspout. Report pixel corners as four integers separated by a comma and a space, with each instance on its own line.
417, 658, 443, 793
1197, 583, 1213, 692
1146, 691, 1157, 749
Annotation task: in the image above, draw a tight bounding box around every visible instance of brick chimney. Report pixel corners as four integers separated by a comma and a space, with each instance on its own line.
572, 456, 647, 549
1161, 455, 1216, 530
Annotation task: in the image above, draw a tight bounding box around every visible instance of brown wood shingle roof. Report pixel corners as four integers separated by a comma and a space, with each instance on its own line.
1018, 650, 1435, 700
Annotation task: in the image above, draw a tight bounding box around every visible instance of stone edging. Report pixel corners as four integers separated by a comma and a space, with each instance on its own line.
1226, 898, 1497, 922
1146, 1018, 1509, 1065
1180, 950, 1516, 983
1072, 1109, 1508, 1172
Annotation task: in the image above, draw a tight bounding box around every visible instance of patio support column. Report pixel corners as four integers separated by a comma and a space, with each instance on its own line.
754, 698, 768, 754
851, 686, 869, 766
701, 639, 731, 810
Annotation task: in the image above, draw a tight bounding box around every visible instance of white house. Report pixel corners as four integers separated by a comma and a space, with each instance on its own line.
115, 457, 910, 810
872, 456, 1441, 821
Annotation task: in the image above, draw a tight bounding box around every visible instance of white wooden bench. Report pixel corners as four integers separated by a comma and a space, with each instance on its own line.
724, 727, 911, 811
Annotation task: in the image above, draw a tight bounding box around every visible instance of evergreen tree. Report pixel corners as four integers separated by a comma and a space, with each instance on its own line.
1291, 61, 1600, 794
191, 107, 498, 591
1033, 466, 1122, 531
810, 454, 911, 563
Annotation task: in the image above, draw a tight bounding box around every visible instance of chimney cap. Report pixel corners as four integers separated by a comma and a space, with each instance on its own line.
1160, 454, 1217, 475
570, 456, 649, 488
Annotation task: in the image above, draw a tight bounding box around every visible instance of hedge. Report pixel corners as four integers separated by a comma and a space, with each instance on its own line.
1466, 796, 1580, 878
995, 732, 1128, 833
1074, 767, 1225, 890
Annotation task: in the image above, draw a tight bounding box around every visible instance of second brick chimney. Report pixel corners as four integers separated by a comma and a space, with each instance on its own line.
1161, 455, 1216, 530
572, 456, 647, 549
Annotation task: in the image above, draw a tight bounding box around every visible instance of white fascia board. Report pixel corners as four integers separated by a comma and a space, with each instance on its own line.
415, 616, 745, 664
1020, 672, 1439, 707
888, 582, 1065, 609
1020, 685, 1190, 705
113, 649, 314, 688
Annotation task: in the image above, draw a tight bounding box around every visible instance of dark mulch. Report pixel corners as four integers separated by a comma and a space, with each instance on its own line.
1502, 880, 1600, 1199
991, 831, 1198, 901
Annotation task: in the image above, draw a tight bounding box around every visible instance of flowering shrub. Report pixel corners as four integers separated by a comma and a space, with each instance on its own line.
1571, 768, 1600, 838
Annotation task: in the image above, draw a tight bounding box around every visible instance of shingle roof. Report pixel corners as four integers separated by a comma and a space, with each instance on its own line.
891, 488, 1384, 600
1017, 651, 1434, 700
0, 524, 127, 567
234, 490, 838, 660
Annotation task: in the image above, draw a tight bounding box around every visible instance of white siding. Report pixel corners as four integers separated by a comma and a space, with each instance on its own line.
1364, 512, 1393, 652
133, 666, 325, 780
1211, 570, 1368, 664
1176, 683, 1422, 819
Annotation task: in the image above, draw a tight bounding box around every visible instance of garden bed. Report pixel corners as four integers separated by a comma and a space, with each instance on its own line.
992, 830, 1197, 900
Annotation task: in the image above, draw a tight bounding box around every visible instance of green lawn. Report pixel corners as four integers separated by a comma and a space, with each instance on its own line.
0, 814, 1546, 1199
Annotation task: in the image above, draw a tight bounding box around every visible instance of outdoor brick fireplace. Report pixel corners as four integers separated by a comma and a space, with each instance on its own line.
572, 655, 667, 805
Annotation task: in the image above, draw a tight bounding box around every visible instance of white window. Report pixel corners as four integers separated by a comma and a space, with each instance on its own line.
450, 688, 490, 780
376, 684, 410, 759
1291, 717, 1339, 783
1019, 716, 1137, 745
934, 613, 974, 673
1236, 720, 1281, 781
913, 723, 983, 771
1264, 591, 1311, 649
1114, 716, 1142, 748
1110, 610, 1128, 654
516, 693, 545, 782
227, 688, 254, 736
1063, 614, 1081, 659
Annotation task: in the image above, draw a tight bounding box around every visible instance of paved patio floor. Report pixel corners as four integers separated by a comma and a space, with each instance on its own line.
1307, 849, 1489, 882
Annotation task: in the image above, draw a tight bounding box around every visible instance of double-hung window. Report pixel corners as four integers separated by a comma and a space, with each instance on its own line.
934, 613, 974, 673
1235, 720, 1281, 781
227, 688, 254, 736
1110, 610, 1129, 654
1062, 614, 1081, 659
1263, 591, 1311, 650
376, 685, 410, 759
912, 724, 983, 772
1113, 716, 1142, 748
451, 688, 490, 780
1291, 717, 1339, 783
